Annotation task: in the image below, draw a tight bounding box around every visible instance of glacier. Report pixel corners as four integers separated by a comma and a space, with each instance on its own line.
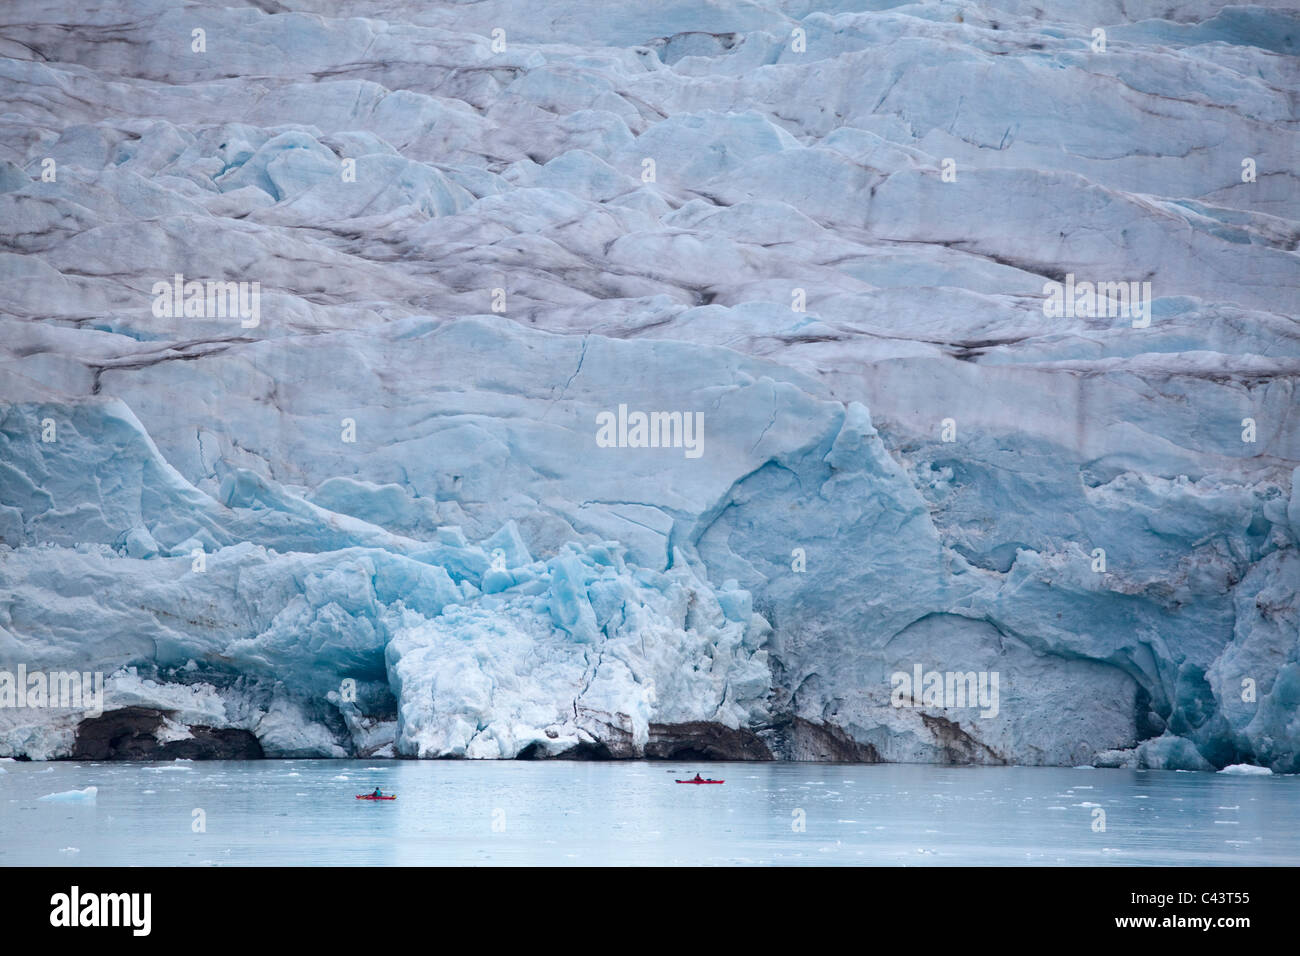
0, 0, 1297, 770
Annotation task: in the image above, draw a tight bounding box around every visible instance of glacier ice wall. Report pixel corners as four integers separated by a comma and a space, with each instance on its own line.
0, 0, 1297, 768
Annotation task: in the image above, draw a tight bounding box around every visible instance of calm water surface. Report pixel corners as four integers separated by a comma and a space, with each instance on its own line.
2, 760, 1296, 866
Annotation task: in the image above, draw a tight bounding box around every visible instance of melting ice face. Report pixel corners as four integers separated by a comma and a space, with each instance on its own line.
0, 0, 1296, 770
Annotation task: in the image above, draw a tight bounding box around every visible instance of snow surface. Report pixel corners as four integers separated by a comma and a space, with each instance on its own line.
0, 0, 1296, 768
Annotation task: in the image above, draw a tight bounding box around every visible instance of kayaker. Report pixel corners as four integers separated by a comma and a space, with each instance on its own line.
693, 773, 703, 783
372, 787, 382, 798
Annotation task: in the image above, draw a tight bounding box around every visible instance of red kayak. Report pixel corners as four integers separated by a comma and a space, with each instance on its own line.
355, 794, 396, 800
675, 779, 724, 784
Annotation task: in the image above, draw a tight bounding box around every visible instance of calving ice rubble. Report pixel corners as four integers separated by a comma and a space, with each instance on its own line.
388, 542, 770, 758
0, 0, 1296, 777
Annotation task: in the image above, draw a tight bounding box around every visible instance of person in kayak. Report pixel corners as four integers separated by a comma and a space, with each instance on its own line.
372, 787, 382, 798
693, 773, 704, 783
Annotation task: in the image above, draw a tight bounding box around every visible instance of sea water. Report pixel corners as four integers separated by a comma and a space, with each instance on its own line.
1, 760, 1296, 866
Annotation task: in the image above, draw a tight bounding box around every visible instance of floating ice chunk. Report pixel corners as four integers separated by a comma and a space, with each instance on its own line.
1219, 764, 1273, 775
40, 786, 97, 802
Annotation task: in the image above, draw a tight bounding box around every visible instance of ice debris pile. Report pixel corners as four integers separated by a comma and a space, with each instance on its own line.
0, 0, 1297, 768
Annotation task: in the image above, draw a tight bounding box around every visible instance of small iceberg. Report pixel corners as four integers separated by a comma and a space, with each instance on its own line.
40, 786, 98, 802
1218, 764, 1272, 776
